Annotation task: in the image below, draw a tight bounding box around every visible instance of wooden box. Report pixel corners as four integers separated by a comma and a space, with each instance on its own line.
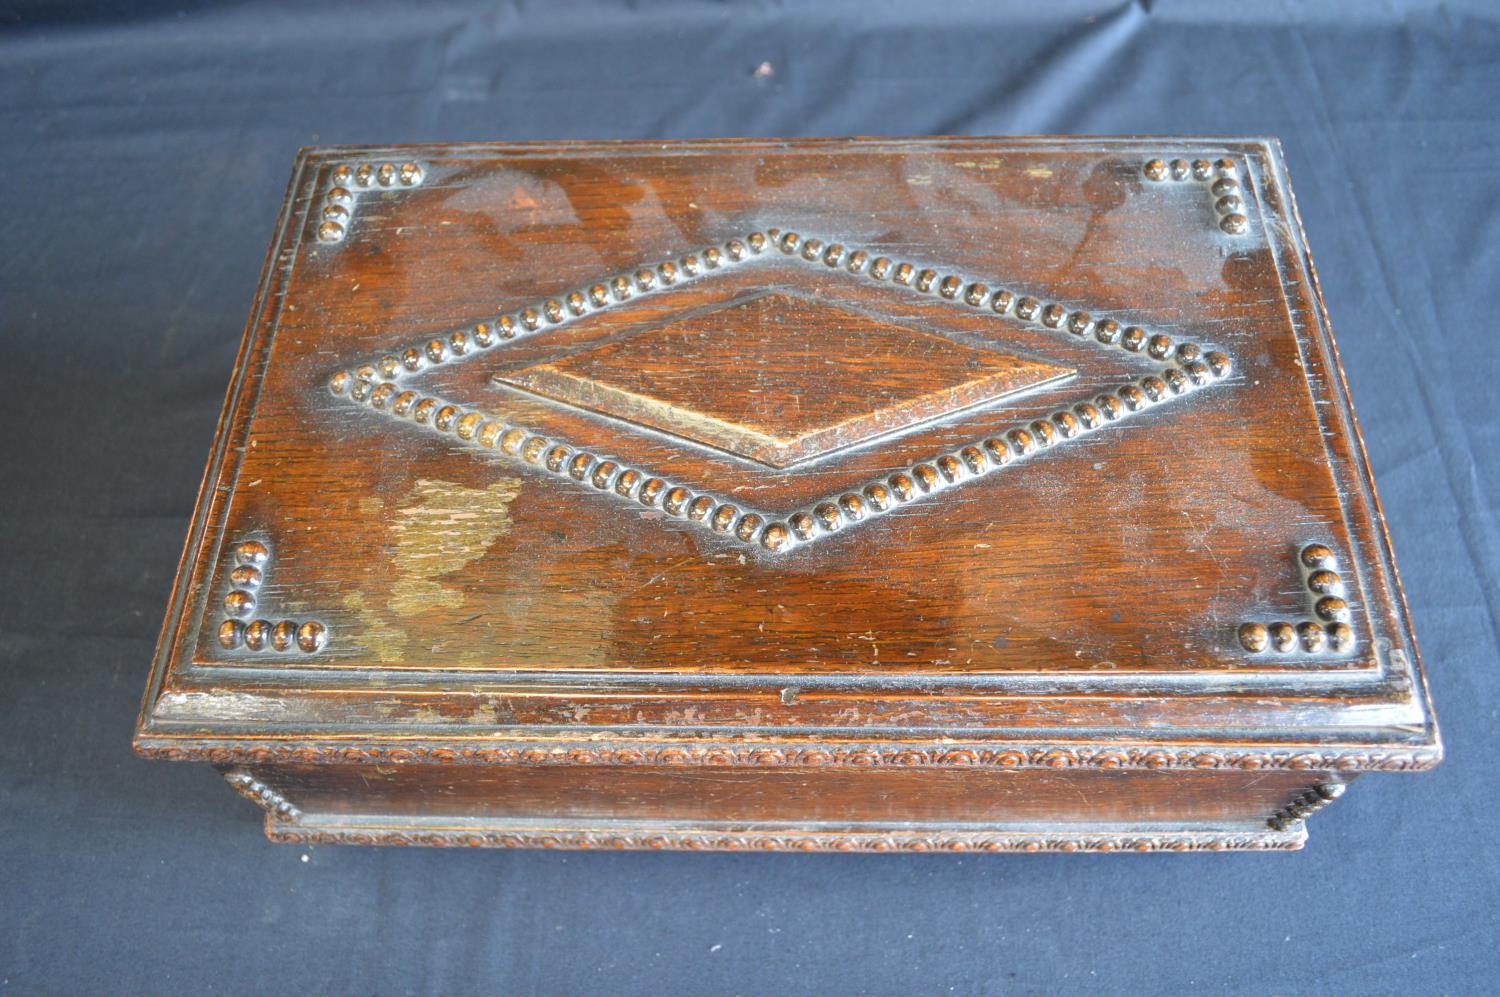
134, 138, 1440, 852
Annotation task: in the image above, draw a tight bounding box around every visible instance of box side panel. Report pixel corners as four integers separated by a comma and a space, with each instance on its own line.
217, 762, 1351, 851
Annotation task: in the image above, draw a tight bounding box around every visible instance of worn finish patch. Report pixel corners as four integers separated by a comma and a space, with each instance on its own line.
387, 477, 524, 618
338, 477, 523, 660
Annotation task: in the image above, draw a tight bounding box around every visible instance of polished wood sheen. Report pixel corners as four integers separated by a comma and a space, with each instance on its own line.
134, 138, 1440, 852
495, 290, 1074, 468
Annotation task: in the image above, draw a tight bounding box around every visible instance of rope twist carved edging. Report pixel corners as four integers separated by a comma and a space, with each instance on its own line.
266, 826, 1303, 853
147, 742, 1438, 772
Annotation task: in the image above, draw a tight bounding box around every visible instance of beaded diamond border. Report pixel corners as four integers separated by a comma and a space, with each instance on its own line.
329, 227, 1234, 554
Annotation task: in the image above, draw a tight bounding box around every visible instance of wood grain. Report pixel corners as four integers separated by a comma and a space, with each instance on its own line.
134, 138, 1440, 850
495, 289, 1074, 468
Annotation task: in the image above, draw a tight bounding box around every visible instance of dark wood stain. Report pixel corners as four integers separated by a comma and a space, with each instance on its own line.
134, 138, 1439, 852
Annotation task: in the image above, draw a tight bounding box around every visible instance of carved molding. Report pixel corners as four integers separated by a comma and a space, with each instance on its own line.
1237, 543, 1357, 656
329, 226, 1234, 554
216, 539, 328, 654
223, 769, 302, 822
315, 160, 423, 244
267, 825, 1305, 853
139, 740, 1440, 773
1142, 156, 1249, 234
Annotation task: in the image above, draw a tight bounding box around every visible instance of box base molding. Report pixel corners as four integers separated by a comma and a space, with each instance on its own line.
264, 814, 1307, 852
220, 759, 1342, 852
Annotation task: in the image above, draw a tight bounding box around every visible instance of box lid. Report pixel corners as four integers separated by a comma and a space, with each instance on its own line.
135, 137, 1440, 773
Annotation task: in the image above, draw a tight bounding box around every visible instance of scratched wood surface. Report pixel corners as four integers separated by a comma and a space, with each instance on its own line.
494, 290, 1076, 469
134, 139, 1438, 849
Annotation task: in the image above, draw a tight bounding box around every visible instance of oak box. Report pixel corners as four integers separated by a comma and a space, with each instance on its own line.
134, 138, 1440, 852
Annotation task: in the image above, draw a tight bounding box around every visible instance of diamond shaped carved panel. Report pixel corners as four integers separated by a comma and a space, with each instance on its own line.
329, 226, 1233, 554
494, 291, 1074, 469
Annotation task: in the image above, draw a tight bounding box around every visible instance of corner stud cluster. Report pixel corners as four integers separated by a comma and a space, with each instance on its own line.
1237, 543, 1356, 655
316, 161, 423, 244
1143, 156, 1248, 235
224, 770, 301, 822
217, 540, 328, 653
1267, 781, 1345, 831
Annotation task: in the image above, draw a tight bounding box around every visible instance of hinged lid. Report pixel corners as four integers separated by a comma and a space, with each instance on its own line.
135, 137, 1440, 773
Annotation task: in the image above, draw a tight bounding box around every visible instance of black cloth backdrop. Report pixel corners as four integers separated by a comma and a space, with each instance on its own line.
2, 2, 1497, 994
